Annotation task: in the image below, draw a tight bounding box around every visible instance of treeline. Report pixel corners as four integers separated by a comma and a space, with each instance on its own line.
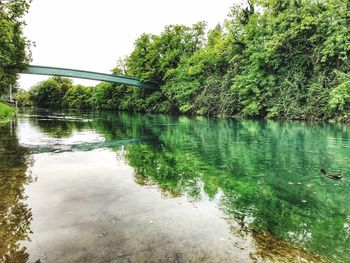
19, 0, 350, 121
15, 76, 142, 110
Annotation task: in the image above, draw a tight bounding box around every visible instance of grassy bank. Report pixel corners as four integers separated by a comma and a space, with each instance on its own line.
0, 102, 16, 124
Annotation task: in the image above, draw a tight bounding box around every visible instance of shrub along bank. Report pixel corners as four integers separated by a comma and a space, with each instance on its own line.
0, 102, 15, 123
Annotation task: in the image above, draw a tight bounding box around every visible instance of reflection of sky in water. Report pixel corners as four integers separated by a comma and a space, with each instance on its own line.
16, 119, 105, 148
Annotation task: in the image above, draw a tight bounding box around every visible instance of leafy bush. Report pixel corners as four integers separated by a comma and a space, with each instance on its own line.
0, 102, 15, 123
30, 77, 72, 108
329, 71, 350, 115
14, 89, 32, 107
64, 85, 92, 109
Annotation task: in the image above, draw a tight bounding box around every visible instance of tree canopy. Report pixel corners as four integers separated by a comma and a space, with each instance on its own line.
121, 0, 350, 121
0, 0, 32, 95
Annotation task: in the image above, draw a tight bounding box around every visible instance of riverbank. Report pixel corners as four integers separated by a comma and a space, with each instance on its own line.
0, 102, 16, 124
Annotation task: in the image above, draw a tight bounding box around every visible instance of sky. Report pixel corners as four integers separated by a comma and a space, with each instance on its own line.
19, 0, 240, 90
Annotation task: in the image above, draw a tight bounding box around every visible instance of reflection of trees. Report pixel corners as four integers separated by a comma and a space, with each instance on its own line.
36, 120, 76, 138
34, 118, 93, 138
124, 117, 350, 262
92, 111, 163, 140
30, 109, 345, 261
30, 110, 160, 141
21, 108, 93, 139
0, 121, 32, 262
127, 144, 199, 199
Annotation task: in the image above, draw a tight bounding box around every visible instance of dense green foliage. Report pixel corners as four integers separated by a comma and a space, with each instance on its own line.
27, 77, 72, 108
13, 89, 31, 107
0, 102, 15, 123
64, 84, 92, 109
21, 77, 124, 110
121, 0, 350, 120
21, 0, 349, 121
0, 0, 32, 95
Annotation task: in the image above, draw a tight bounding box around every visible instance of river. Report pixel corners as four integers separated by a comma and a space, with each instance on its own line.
1, 109, 349, 263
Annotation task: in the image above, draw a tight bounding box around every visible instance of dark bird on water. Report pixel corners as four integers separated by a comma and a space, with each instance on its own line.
320, 169, 343, 180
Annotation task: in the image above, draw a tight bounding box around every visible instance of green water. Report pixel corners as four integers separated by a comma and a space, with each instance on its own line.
1, 110, 349, 262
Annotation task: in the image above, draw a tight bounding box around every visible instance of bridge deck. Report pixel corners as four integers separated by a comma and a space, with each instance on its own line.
21, 65, 158, 90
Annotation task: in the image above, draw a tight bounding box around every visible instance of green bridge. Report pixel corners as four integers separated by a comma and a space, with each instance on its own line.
21, 65, 158, 90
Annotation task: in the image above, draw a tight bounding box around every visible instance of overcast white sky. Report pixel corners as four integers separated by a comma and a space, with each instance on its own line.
19, 0, 241, 90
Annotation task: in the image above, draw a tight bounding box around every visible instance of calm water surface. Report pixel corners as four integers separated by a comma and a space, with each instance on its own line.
1, 109, 350, 263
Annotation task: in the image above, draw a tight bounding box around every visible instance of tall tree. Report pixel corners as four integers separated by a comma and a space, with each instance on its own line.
0, 0, 32, 95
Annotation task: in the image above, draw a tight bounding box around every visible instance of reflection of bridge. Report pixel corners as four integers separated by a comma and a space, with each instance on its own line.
28, 137, 152, 154
21, 65, 158, 90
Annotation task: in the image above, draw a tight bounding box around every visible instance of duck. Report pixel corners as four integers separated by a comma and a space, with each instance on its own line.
319, 169, 343, 180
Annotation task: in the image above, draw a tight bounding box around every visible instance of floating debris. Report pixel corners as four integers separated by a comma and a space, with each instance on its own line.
98, 231, 106, 238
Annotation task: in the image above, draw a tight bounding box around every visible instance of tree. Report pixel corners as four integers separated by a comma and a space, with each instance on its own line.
126, 22, 207, 84
0, 0, 32, 95
29, 77, 73, 108
64, 85, 92, 109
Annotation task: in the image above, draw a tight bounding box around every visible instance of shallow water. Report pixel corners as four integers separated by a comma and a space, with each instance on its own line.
1, 109, 350, 262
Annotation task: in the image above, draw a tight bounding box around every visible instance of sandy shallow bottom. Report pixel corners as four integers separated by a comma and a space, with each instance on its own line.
22, 149, 328, 263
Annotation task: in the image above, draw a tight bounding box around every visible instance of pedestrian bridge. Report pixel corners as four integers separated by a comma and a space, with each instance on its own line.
21, 65, 158, 90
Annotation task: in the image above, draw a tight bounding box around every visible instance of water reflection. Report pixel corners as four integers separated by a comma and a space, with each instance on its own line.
1, 110, 350, 262
0, 121, 32, 262
121, 116, 350, 262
